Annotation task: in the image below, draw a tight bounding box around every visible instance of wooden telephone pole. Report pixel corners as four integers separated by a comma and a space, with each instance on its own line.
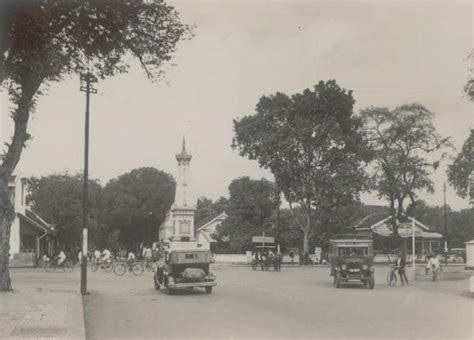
80, 73, 97, 295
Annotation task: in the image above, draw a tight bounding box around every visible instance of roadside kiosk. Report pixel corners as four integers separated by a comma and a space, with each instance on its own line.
465, 240, 474, 270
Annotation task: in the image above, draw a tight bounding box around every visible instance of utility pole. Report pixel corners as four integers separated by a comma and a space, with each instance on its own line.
276, 183, 281, 254
79, 73, 97, 295
443, 182, 448, 252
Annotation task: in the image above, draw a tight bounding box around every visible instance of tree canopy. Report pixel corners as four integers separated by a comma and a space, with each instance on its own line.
360, 104, 451, 241
0, 0, 191, 290
233, 80, 371, 253
102, 167, 175, 248
29, 173, 105, 251
447, 129, 474, 200
215, 177, 276, 252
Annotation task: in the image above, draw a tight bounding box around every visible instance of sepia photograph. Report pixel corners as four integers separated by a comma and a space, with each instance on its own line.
0, 0, 473, 339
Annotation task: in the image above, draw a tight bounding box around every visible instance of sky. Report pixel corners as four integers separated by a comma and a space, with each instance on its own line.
1, 0, 473, 211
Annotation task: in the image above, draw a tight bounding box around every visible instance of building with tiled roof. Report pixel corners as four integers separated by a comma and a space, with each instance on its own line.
353, 213, 443, 255
195, 212, 228, 250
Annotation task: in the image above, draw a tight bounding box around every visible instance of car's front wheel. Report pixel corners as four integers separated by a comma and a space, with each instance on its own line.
205, 286, 213, 294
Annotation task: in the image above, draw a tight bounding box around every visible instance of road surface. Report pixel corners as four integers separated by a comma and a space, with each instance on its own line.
83, 265, 473, 339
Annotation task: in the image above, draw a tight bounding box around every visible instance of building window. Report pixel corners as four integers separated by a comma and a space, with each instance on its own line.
21, 235, 36, 253
179, 220, 191, 235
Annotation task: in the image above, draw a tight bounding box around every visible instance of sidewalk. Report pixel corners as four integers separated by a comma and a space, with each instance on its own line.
0, 269, 86, 339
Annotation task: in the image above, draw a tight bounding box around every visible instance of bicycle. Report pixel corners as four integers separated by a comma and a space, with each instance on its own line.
143, 260, 157, 272
44, 259, 74, 273
386, 265, 397, 286
113, 261, 144, 276
91, 260, 113, 273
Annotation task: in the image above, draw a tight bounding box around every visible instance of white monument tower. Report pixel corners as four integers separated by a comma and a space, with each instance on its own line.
159, 137, 197, 250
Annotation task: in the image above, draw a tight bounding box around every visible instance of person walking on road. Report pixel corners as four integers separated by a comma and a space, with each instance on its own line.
396, 253, 409, 286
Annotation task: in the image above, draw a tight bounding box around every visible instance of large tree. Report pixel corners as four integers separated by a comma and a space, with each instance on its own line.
233, 80, 370, 254
215, 177, 277, 252
0, 0, 191, 290
360, 104, 451, 248
102, 167, 175, 249
447, 129, 474, 201
29, 174, 105, 253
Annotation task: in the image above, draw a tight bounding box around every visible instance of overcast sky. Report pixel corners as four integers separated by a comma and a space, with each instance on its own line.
1, 0, 473, 211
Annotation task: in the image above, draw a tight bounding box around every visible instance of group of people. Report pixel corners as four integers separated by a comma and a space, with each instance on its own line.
425, 253, 442, 276
393, 252, 443, 286
253, 250, 282, 271
42, 249, 67, 266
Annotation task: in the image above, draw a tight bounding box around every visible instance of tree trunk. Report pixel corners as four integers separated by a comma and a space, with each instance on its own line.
397, 197, 407, 256
302, 200, 311, 255
389, 195, 398, 237
389, 195, 401, 254
0, 79, 40, 291
303, 228, 310, 255
0, 174, 15, 291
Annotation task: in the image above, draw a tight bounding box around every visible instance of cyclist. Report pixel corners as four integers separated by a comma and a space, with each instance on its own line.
56, 249, 66, 267
395, 253, 408, 286
143, 246, 152, 266
102, 248, 111, 263
428, 253, 440, 280
94, 249, 101, 264
126, 251, 136, 272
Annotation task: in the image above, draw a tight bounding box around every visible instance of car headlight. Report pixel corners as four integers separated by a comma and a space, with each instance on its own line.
341, 264, 347, 270
362, 264, 368, 270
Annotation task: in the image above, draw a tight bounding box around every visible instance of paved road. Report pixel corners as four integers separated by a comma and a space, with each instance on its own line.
83, 265, 473, 339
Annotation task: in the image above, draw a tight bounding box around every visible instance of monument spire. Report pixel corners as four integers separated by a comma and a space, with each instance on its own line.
176, 136, 191, 164
159, 137, 197, 248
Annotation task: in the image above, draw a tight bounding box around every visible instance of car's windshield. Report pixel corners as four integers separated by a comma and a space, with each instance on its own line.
338, 247, 368, 256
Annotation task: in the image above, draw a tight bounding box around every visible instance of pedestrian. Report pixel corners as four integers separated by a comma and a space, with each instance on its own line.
289, 250, 294, 264
395, 253, 409, 286
425, 254, 432, 275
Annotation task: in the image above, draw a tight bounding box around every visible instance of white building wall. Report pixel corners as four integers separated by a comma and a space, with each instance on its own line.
8, 176, 28, 258
9, 217, 20, 258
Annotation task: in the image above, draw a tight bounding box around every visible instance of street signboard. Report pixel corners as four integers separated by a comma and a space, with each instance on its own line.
252, 236, 275, 243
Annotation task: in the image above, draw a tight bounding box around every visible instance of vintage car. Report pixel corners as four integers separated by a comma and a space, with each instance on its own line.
329, 236, 375, 289
153, 249, 217, 294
